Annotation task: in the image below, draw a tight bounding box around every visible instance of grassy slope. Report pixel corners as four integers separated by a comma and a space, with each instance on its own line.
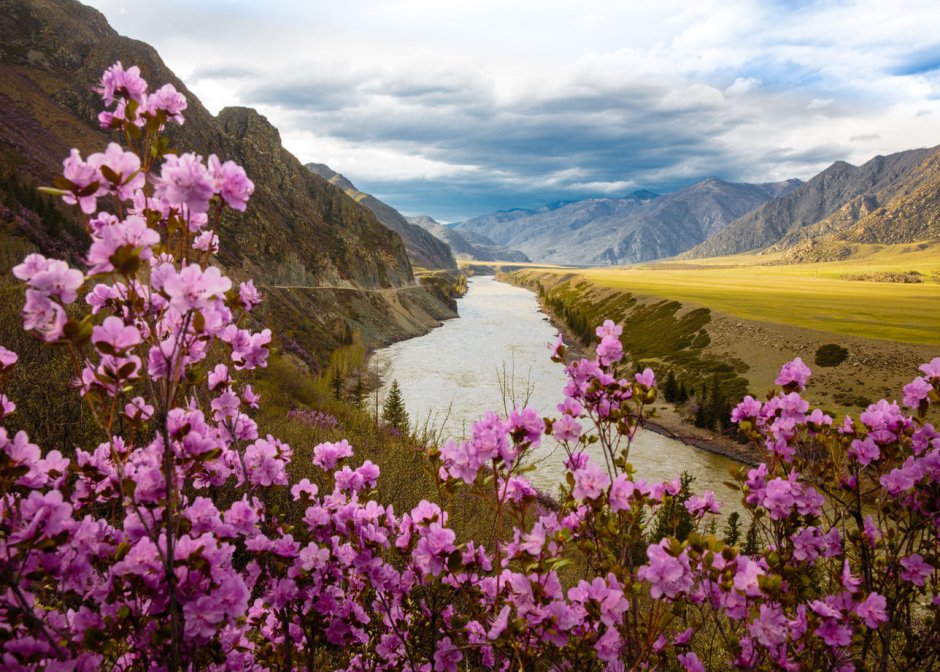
535, 241, 940, 346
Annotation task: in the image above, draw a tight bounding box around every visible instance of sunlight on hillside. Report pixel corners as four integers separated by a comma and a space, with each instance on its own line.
508, 241, 940, 345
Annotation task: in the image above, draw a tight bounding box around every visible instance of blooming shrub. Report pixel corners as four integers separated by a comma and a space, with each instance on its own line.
0, 63, 937, 671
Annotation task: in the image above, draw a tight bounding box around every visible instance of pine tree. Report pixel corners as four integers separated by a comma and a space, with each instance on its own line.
330, 366, 343, 401
351, 376, 365, 410
381, 380, 409, 434
722, 511, 742, 547
664, 370, 678, 403
743, 516, 761, 556
676, 382, 689, 404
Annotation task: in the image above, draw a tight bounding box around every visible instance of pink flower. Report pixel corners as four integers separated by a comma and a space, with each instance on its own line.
572, 459, 611, 500
635, 367, 656, 388
848, 437, 880, 466
290, 478, 318, 501
243, 437, 288, 487
413, 523, 456, 575
509, 405, 544, 445
552, 414, 582, 442
92, 316, 142, 354
596, 334, 623, 366
761, 477, 795, 519
748, 604, 787, 648
155, 152, 215, 213
678, 652, 705, 672
855, 593, 888, 629
163, 264, 232, 313
242, 385, 261, 408
919, 357, 940, 381
124, 396, 154, 421
97, 61, 148, 104
816, 620, 852, 648
313, 439, 354, 470
775, 357, 811, 390
239, 280, 262, 311
596, 319, 622, 339
145, 83, 187, 123
86, 215, 161, 274
208, 364, 230, 390
433, 636, 463, 672
903, 376, 932, 409
60, 149, 106, 214
499, 475, 537, 503
209, 154, 254, 211
22, 290, 66, 342
0, 346, 18, 370
13, 254, 84, 304
899, 554, 933, 586
684, 490, 721, 517
609, 474, 635, 512
88, 142, 144, 200
0, 394, 15, 419
639, 540, 693, 600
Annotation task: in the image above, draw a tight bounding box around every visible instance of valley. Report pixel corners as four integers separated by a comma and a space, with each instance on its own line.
495, 240, 939, 420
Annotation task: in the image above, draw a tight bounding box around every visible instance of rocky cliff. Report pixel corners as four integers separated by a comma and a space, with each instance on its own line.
0, 0, 456, 367
306, 162, 457, 271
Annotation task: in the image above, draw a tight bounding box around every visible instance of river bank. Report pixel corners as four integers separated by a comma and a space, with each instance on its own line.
495, 271, 759, 467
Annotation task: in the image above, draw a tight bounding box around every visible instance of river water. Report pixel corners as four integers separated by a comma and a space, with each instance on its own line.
373, 276, 744, 516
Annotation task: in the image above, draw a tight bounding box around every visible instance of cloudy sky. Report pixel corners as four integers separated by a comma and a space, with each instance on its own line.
85, 0, 940, 222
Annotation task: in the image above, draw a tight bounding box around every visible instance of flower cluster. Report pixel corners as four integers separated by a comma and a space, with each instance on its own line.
0, 63, 937, 672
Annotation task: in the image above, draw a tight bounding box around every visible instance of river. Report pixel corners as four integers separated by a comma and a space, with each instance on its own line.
373, 276, 745, 516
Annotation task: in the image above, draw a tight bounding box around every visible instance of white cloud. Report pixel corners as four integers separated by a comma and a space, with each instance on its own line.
83, 0, 940, 220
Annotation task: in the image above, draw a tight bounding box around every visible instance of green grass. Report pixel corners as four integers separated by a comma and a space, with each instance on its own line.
518, 242, 940, 345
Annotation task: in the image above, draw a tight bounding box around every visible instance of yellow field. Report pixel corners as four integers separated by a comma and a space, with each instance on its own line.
506, 241, 940, 346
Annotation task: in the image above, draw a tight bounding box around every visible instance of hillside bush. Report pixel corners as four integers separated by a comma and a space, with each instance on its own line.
0, 63, 937, 672
815, 343, 850, 367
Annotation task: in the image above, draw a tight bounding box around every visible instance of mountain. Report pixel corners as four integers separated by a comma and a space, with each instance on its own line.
454, 180, 800, 265
406, 215, 530, 262
683, 149, 934, 259
0, 0, 456, 366
305, 163, 456, 271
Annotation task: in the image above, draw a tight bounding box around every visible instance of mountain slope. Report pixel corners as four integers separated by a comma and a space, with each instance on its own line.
684, 149, 933, 259
0, 0, 456, 365
306, 163, 457, 270
406, 215, 530, 262
455, 180, 799, 265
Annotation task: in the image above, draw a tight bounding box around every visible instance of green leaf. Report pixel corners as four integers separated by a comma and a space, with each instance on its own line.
53, 176, 76, 191
76, 181, 101, 198
38, 186, 70, 197
109, 245, 141, 276
99, 164, 120, 185
114, 541, 131, 562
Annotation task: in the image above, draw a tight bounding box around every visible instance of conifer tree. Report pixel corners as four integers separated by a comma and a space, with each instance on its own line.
351, 376, 365, 410
676, 381, 689, 404
331, 366, 343, 401
722, 511, 742, 547
664, 370, 678, 403
381, 379, 409, 434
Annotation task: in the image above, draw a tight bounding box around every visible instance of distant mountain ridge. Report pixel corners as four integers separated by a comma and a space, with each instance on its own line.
305, 162, 457, 270
684, 147, 939, 260
406, 215, 530, 263
455, 179, 802, 265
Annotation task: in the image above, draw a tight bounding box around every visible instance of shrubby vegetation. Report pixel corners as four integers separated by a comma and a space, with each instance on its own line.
815, 343, 850, 368
0, 64, 937, 672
